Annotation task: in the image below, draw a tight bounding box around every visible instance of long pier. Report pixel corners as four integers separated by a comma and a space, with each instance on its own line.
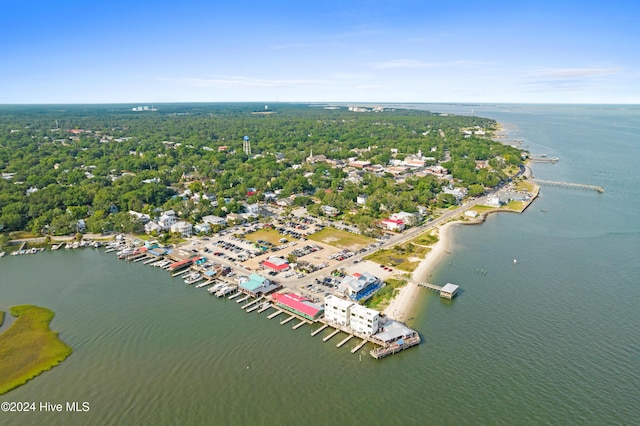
532, 179, 604, 193
417, 281, 442, 292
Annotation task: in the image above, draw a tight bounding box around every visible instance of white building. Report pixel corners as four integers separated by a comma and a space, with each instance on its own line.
356, 194, 368, 205
158, 211, 177, 230
170, 221, 193, 238
390, 211, 417, 226
324, 295, 354, 327
194, 223, 211, 234
144, 221, 162, 234
202, 215, 226, 226
349, 304, 380, 336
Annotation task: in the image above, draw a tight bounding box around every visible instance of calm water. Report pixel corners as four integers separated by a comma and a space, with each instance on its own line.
1, 104, 639, 425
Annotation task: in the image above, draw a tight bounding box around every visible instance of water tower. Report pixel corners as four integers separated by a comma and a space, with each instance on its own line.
243, 135, 251, 156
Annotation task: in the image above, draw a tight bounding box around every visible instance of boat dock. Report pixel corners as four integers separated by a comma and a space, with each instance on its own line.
280, 315, 296, 325
532, 179, 604, 193
311, 324, 328, 336
228, 292, 242, 300
351, 339, 368, 353
323, 329, 341, 342
267, 310, 283, 319
236, 294, 251, 304
257, 303, 272, 313
292, 319, 307, 330
336, 334, 354, 348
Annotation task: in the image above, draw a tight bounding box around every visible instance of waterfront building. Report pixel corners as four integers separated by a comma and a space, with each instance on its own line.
440, 283, 459, 299
238, 273, 280, 297
271, 292, 324, 321
324, 295, 354, 327
202, 215, 226, 226
349, 304, 380, 336
337, 272, 382, 301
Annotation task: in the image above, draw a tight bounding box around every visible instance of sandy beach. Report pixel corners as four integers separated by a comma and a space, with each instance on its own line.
383, 222, 456, 322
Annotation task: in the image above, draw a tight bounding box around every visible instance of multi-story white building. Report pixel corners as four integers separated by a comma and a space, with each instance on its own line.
170, 221, 193, 238
324, 295, 354, 327
349, 304, 380, 336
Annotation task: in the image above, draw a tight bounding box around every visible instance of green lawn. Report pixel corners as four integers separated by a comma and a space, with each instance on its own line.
307, 228, 374, 250
0, 305, 73, 395
245, 228, 296, 245
364, 278, 408, 310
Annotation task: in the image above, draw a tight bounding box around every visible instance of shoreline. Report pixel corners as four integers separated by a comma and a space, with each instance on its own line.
383, 221, 456, 323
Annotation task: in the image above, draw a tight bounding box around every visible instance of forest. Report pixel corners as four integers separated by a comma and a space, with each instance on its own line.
0, 103, 524, 236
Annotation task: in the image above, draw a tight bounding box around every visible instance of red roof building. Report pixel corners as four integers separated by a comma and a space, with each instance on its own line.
380, 218, 405, 231
260, 256, 290, 272
271, 293, 324, 321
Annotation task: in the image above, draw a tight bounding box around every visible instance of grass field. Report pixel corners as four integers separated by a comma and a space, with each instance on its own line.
365, 230, 439, 272
307, 228, 374, 250
0, 305, 73, 395
244, 228, 295, 246
364, 278, 408, 310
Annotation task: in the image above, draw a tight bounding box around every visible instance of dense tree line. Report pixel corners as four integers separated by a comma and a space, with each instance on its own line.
0, 103, 523, 235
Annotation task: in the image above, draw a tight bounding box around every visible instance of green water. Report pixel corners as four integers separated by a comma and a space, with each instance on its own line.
1, 104, 639, 425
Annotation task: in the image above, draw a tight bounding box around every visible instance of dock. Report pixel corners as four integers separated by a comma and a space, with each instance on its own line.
236, 294, 251, 304
258, 303, 272, 313
228, 292, 242, 300
416, 281, 459, 299
241, 297, 263, 310
292, 319, 307, 330
311, 324, 328, 336
323, 329, 340, 342
279, 315, 295, 325
351, 339, 368, 353
172, 269, 191, 277
267, 310, 283, 320
143, 257, 158, 265
532, 179, 604, 193
336, 334, 354, 348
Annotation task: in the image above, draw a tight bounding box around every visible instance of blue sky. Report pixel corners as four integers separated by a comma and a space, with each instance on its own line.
1, 0, 639, 104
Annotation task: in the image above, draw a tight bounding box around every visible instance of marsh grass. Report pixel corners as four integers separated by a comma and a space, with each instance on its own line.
0, 305, 72, 395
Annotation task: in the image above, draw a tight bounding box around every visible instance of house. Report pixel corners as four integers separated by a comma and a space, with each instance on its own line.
356, 194, 368, 205
158, 213, 177, 231
390, 211, 417, 226
194, 223, 211, 234
129, 210, 150, 223
264, 191, 277, 202
77, 219, 86, 232
202, 215, 226, 226
170, 221, 193, 238
443, 186, 467, 203
226, 213, 243, 224
245, 203, 260, 216
144, 221, 163, 234
380, 218, 405, 232
485, 195, 502, 208
321, 205, 340, 217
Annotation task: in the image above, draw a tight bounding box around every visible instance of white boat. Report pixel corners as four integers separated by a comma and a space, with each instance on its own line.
0, 251, 6, 258
184, 273, 202, 285
208, 282, 225, 294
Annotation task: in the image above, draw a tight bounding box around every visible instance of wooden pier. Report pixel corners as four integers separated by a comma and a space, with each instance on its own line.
416, 281, 442, 292
280, 315, 295, 325
351, 339, 368, 353
292, 319, 307, 330
228, 292, 242, 300
258, 303, 272, 313
532, 179, 604, 193
311, 324, 328, 336
323, 329, 340, 342
172, 269, 191, 277
242, 297, 263, 310
267, 310, 283, 320
236, 294, 251, 304
336, 334, 354, 348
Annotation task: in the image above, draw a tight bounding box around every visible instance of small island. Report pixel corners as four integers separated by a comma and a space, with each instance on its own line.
0, 305, 72, 395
